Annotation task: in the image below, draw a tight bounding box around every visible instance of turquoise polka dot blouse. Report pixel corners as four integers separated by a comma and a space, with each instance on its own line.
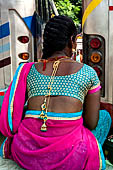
27, 64, 101, 103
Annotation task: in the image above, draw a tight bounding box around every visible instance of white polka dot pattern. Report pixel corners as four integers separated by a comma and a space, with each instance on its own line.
27, 64, 100, 103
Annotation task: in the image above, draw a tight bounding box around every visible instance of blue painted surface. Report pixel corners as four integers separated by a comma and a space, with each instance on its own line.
23, 16, 35, 36
0, 42, 10, 53
0, 15, 35, 40
0, 23, 10, 39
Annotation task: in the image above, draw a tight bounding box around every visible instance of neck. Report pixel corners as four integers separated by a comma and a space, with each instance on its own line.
46, 56, 69, 61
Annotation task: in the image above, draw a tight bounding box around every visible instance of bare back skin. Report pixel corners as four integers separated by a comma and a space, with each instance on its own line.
27, 59, 83, 113
27, 58, 100, 130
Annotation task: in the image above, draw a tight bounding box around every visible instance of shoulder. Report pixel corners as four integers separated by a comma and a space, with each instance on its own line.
83, 64, 94, 71
21, 62, 35, 69
83, 64, 97, 75
17, 62, 34, 68
16, 62, 35, 76
81, 64, 100, 86
84, 65, 100, 84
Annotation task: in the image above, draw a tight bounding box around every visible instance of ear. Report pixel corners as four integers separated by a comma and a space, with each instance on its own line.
71, 36, 77, 50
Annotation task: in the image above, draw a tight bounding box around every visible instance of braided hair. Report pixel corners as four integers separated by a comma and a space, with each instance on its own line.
42, 15, 77, 59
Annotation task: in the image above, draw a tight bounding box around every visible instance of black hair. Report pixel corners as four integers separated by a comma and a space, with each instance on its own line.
42, 15, 77, 59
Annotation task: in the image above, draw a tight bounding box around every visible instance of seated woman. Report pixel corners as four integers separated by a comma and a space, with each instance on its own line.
0, 15, 111, 170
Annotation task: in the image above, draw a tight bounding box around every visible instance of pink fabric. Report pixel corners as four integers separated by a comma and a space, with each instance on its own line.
0, 62, 101, 170
88, 85, 101, 94
0, 62, 34, 136
11, 118, 100, 170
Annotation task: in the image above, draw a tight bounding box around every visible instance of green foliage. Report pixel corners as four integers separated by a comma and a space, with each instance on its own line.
54, 0, 82, 26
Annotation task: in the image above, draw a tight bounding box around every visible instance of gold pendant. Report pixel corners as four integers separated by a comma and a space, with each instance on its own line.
41, 121, 47, 132
40, 115, 48, 132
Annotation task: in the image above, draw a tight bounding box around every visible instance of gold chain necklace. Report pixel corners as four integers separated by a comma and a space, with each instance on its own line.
38, 58, 80, 131
40, 60, 60, 132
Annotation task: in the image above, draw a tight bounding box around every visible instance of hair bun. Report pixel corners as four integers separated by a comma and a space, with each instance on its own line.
42, 15, 77, 59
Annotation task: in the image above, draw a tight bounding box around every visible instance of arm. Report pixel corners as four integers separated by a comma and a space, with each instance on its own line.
83, 90, 100, 130
82, 66, 101, 130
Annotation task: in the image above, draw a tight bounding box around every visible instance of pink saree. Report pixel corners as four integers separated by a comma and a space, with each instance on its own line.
0, 63, 103, 170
